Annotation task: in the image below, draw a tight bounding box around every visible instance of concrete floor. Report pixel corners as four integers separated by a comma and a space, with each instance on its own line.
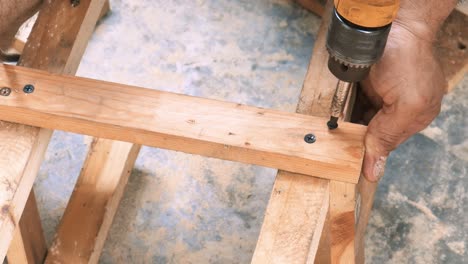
26, 0, 466, 263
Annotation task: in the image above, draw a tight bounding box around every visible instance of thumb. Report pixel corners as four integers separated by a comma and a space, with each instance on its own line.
363, 104, 417, 182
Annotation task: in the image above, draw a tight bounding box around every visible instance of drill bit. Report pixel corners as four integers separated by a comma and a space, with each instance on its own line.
327, 80, 352, 130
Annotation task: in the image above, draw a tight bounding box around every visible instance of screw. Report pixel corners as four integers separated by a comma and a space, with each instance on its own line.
0, 87, 11, 96
23, 84, 35, 94
71, 0, 80, 7
304, 133, 316, 144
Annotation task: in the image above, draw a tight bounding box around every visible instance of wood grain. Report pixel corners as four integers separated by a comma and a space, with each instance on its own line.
0, 64, 365, 183
253, 1, 357, 263
45, 139, 140, 264
252, 174, 329, 263
6, 191, 47, 264
435, 9, 468, 92
0, 0, 107, 261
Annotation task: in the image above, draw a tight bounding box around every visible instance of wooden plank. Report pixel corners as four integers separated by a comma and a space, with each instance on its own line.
6, 191, 47, 264
252, 173, 329, 263
0, 65, 365, 183
253, 1, 354, 263
46, 139, 140, 264
329, 182, 355, 263
435, 9, 468, 92
46, 2, 138, 263
0, 0, 108, 261
294, 0, 326, 17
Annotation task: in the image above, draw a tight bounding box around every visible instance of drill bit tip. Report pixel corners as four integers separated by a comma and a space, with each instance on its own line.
327, 116, 339, 130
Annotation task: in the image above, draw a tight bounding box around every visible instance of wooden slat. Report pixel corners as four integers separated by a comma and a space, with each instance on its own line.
329, 181, 355, 263
435, 9, 468, 91
46, 139, 140, 264
45, 2, 136, 262
0, 0, 108, 261
6, 191, 47, 264
252, 173, 329, 263
253, 0, 355, 263
0, 65, 366, 183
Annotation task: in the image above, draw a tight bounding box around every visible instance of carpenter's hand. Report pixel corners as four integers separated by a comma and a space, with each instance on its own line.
361, 25, 446, 181
361, 0, 458, 182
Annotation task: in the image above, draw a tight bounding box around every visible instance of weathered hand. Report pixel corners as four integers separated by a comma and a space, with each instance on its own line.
361, 0, 458, 181
361, 25, 446, 181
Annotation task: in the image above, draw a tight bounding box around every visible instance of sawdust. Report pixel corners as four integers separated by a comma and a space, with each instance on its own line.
446, 240, 465, 256
387, 188, 438, 221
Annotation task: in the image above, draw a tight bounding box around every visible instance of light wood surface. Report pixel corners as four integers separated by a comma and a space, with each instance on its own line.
45, 139, 140, 264
0, 0, 108, 261
0, 64, 366, 183
44, 2, 139, 263
329, 181, 355, 263
6, 191, 47, 264
254, 0, 357, 262
252, 174, 329, 263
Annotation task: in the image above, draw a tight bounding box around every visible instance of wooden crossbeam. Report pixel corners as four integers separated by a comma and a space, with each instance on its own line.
0, 0, 108, 261
0, 64, 366, 183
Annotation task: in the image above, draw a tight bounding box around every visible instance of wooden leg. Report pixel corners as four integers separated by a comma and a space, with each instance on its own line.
7, 190, 47, 264
0, 0, 109, 261
252, 172, 329, 263
45, 139, 140, 264
329, 182, 356, 264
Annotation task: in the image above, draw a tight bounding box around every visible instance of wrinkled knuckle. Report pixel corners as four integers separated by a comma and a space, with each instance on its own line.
374, 131, 399, 152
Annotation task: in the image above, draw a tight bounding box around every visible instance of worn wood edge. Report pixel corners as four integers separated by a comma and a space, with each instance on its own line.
1, 0, 108, 261
6, 190, 47, 264
45, 139, 140, 264
0, 129, 52, 260
306, 187, 330, 263
253, 0, 343, 262
251, 172, 329, 263
329, 181, 356, 263
294, 0, 325, 17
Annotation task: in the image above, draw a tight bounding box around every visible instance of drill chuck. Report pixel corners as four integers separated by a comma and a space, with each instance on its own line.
326, 8, 391, 82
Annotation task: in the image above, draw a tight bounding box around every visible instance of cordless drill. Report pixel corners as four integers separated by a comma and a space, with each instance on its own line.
326, 0, 400, 129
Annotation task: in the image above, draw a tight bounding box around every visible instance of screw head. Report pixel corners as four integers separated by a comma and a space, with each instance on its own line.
304, 133, 316, 144
23, 84, 35, 94
0, 87, 11, 96
71, 0, 80, 7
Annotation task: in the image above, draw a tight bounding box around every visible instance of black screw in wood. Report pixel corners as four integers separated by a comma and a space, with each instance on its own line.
23, 84, 35, 94
304, 133, 316, 144
0, 87, 11, 96
71, 0, 80, 7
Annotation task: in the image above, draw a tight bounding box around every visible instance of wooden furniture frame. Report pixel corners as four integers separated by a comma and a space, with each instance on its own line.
1, 0, 466, 263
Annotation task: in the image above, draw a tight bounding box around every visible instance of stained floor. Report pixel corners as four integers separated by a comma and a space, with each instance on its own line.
24, 0, 467, 263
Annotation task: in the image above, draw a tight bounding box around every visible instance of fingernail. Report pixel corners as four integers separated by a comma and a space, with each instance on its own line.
373, 156, 387, 181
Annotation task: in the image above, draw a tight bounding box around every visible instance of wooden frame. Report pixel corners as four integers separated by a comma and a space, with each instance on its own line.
1, 0, 466, 263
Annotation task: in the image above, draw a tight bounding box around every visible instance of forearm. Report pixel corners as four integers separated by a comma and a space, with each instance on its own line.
395, 0, 458, 41
0, 0, 43, 48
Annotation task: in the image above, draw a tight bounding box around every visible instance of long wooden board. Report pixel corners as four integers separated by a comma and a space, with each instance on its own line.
0, 0, 108, 261
0, 64, 365, 183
